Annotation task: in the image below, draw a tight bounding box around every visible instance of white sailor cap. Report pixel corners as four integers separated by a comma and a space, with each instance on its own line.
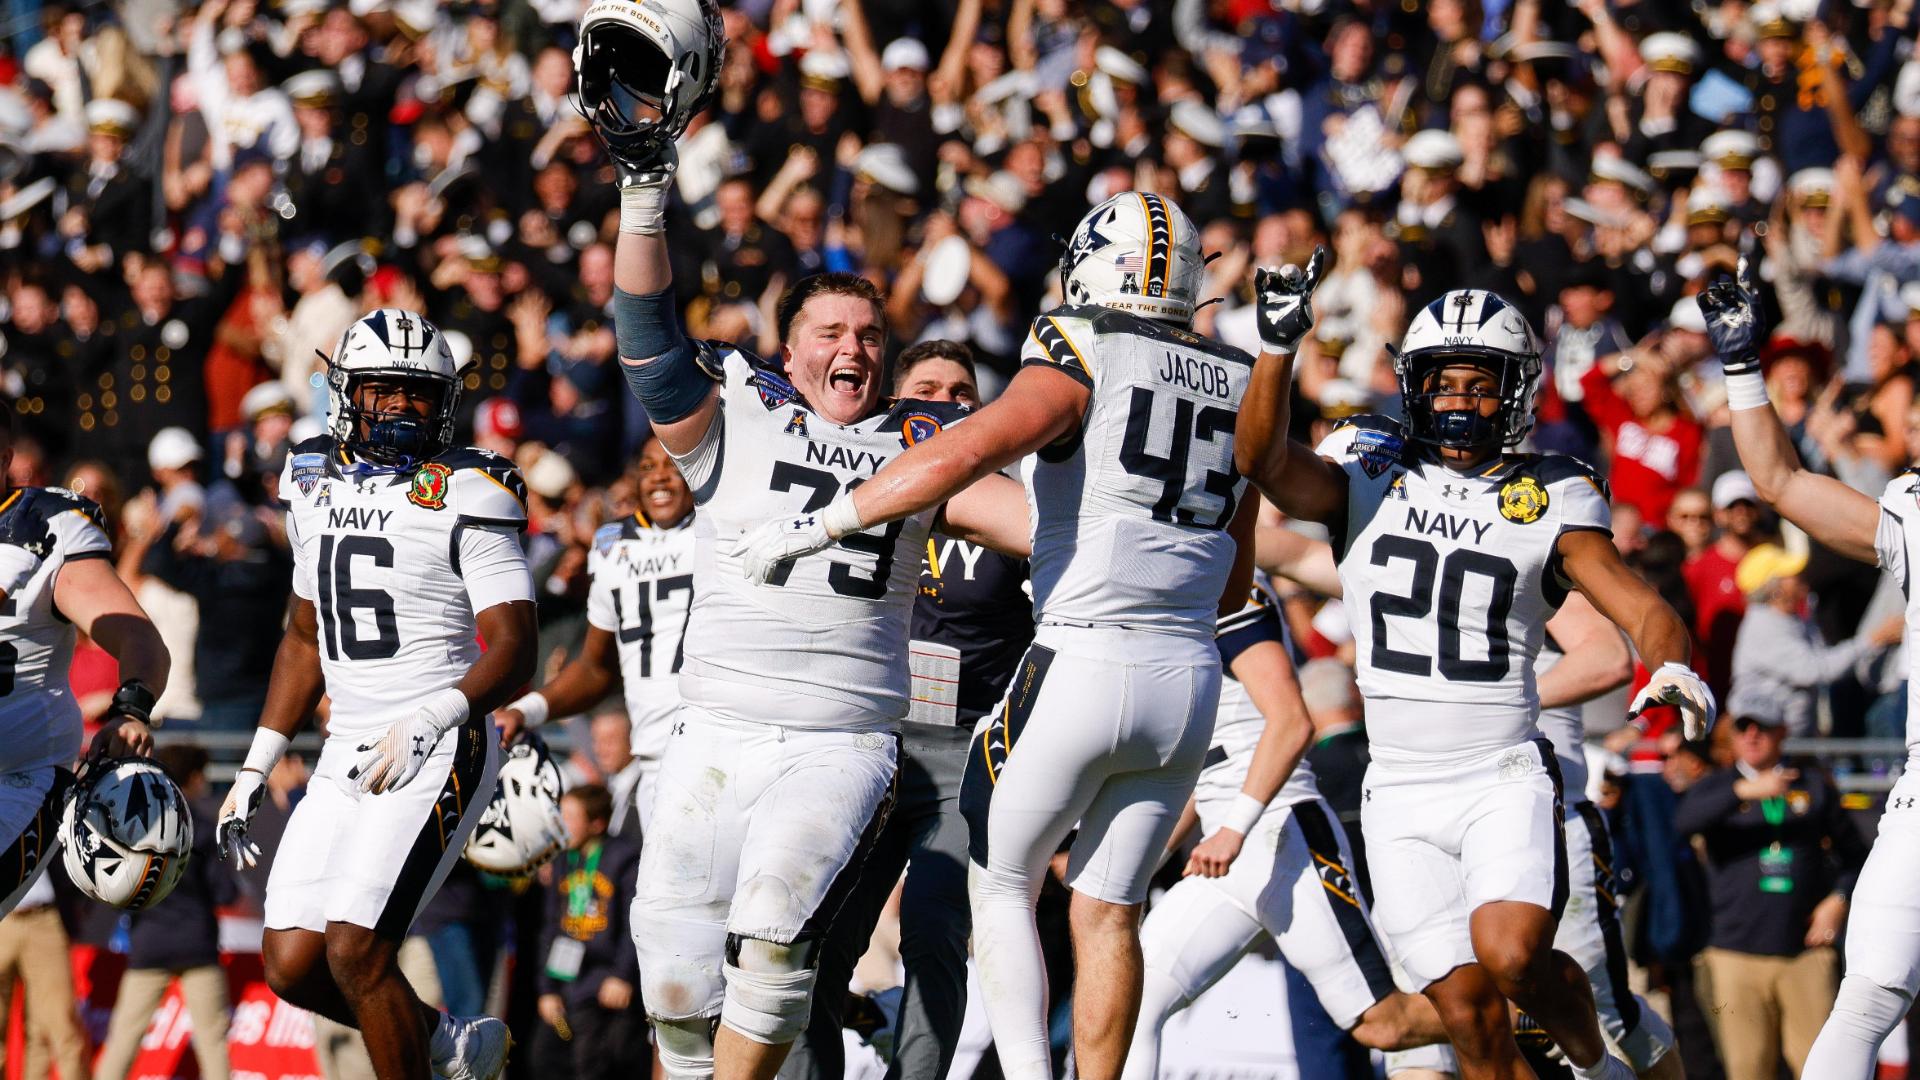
1403, 129, 1464, 170
1640, 32, 1702, 76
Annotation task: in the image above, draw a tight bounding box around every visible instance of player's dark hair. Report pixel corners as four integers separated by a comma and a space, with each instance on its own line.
776, 272, 888, 344
564, 782, 614, 825
893, 340, 977, 393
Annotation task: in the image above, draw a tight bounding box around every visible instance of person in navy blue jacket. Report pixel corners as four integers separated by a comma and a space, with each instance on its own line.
534, 783, 645, 1080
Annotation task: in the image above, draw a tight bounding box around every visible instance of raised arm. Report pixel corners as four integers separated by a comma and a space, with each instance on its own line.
604, 129, 720, 459
1233, 249, 1349, 526
1702, 259, 1882, 564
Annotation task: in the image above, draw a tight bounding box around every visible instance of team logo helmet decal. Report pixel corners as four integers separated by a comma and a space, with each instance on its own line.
408, 462, 453, 510
1498, 475, 1550, 524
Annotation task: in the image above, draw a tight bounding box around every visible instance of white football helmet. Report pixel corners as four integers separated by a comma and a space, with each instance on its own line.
1059, 191, 1205, 325
464, 734, 568, 877
574, 0, 726, 149
326, 308, 462, 470
1393, 289, 1543, 449
60, 759, 193, 911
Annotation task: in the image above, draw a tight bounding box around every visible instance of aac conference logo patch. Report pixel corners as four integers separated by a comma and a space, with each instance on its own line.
408, 462, 453, 510
899, 411, 944, 448
1499, 475, 1549, 524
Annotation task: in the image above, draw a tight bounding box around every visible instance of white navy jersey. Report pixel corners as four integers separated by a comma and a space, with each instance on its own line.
586, 511, 697, 765
1019, 305, 1252, 638
671, 345, 969, 730
1316, 417, 1611, 766
1872, 469, 1920, 756
1535, 633, 1589, 801
1198, 573, 1321, 810
280, 436, 535, 742
0, 488, 112, 774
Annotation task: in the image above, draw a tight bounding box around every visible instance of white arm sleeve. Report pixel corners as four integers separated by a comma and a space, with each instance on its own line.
458, 523, 535, 613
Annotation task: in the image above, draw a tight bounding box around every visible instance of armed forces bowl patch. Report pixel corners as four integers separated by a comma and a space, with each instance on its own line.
1499, 475, 1550, 524
408, 462, 453, 510
291, 452, 328, 497
1350, 428, 1402, 479
900, 411, 945, 448
1496, 747, 1533, 780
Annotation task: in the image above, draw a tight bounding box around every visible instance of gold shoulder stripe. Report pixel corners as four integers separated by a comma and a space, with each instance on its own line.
1042, 317, 1092, 374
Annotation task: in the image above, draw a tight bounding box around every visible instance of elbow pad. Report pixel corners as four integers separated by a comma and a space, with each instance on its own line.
617, 286, 716, 425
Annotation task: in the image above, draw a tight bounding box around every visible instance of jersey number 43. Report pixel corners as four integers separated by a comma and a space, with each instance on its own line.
1119, 387, 1239, 529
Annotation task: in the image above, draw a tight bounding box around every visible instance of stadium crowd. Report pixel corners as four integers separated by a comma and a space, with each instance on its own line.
2, 0, 1920, 1076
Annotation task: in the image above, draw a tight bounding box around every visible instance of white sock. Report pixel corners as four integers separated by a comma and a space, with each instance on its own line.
429, 1012, 456, 1063
1804, 975, 1911, 1079
1566, 1051, 1630, 1080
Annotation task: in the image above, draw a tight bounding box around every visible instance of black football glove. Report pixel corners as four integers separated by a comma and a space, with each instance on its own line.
1697, 255, 1768, 377
1255, 245, 1330, 354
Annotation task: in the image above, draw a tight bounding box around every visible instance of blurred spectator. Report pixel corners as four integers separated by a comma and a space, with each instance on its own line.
586, 708, 643, 839
1682, 472, 1770, 700
1730, 543, 1901, 737
1580, 335, 1704, 529
533, 783, 644, 1080
93, 745, 235, 1080
1676, 691, 1869, 1080
0, 871, 87, 1080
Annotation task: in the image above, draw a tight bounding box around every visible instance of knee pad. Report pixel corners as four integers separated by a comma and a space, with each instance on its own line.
719, 934, 819, 1045
1831, 975, 1911, 1040
639, 956, 725, 1025
651, 1015, 718, 1080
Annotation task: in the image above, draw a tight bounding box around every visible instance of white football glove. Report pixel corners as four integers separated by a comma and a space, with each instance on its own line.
217, 768, 267, 869
0, 543, 41, 596
350, 689, 468, 794
1627, 661, 1718, 742
737, 513, 835, 584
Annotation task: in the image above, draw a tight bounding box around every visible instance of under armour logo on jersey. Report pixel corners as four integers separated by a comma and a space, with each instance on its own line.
1894, 796, 1918, 810
1440, 484, 1471, 501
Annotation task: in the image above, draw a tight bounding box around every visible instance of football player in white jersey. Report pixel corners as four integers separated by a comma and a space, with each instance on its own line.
1701, 262, 1920, 1078
586, 8, 1026, 1076
496, 436, 695, 827
1123, 576, 1448, 1080
737, 191, 1259, 1080
214, 310, 537, 1080
1234, 258, 1711, 1080
0, 407, 169, 916
1295, 430, 1684, 1079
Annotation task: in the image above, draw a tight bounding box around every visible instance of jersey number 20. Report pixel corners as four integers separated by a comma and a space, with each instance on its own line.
1369, 535, 1518, 682
1119, 387, 1238, 528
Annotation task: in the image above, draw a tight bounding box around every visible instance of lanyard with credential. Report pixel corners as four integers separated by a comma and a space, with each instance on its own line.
1758, 793, 1795, 894
567, 842, 604, 920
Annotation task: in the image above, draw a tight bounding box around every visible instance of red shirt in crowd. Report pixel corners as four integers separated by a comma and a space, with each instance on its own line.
1683, 545, 1747, 701
1578, 364, 1703, 529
